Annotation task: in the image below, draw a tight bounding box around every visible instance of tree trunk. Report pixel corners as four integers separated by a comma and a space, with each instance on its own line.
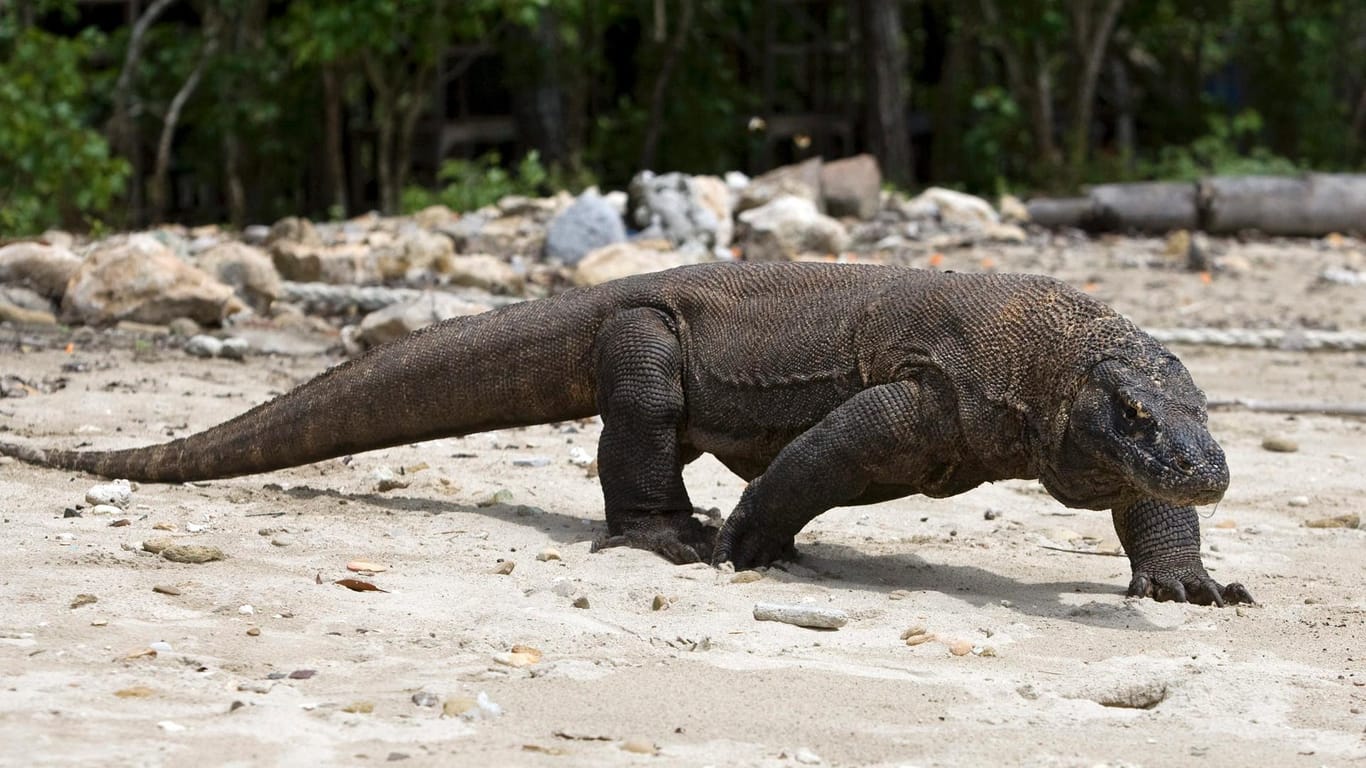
1066, 0, 1125, 177
150, 31, 217, 223
1110, 56, 1135, 173
640, 0, 695, 172
108, 0, 179, 227
322, 65, 349, 217
978, 0, 1060, 172
223, 132, 245, 227
858, 0, 914, 186
364, 55, 399, 214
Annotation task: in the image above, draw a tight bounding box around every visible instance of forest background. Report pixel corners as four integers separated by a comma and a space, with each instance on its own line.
2, 0, 1363, 236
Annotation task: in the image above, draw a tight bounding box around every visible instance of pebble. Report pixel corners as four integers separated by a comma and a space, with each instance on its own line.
288, 669, 316, 680
235, 681, 272, 695
443, 697, 477, 717
904, 633, 935, 647
730, 570, 763, 584
152, 522, 176, 531
493, 646, 542, 668
1261, 436, 1299, 453
652, 595, 670, 611
152, 584, 182, 596
157, 721, 186, 733
89, 504, 121, 516
537, 548, 561, 562
184, 335, 223, 358
218, 337, 250, 360
888, 589, 911, 601
567, 447, 595, 466
185, 522, 205, 533
342, 701, 374, 714
552, 579, 576, 597
238, 604, 255, 615
150, 641, 174, 653
793, 747, 823, 765
54, 533, 75, 544
620, 738, 656, 755
161, 544, 225, 564
63, 508, 82, 518
1287, 495, 1311, 507
491, 560, 516, 575
572, 596, 591, 609
512, 455, 551, 468
85, 479, 133, 508
949, 640, 973, 656
346, 561, 389, 573
411, 691, 440, 708
478, 489, 515, 507
271, 534, 294, 547
70, 594, 97, 609
372, 466, 410, 492
753, 602, 848, 629
246, 627, 261, 637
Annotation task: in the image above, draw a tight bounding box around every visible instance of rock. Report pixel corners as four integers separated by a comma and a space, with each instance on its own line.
168, 317, 200, 337
355, 291, 492, 349
792, 747, 823, 765
905, 187, 1000, 227
820, 154, 882, 219
218, 337, 250, 360
443, 697, 478, 718
411, 691, 440, 708
1076, 679, 1169, 709
242, 225, 271, 245
737, 157, 823, 212
161, 544, 226, 564
737, 196, 849, 261
1287, 495, 1311, 508
573, 240, 690, 287
375, 229, 456, 281
620, 738, 656, 755
62, 235, 244, 326
981, 222, 1029, 243
948, 640, 973, 656
266, 216, 323, 248
441, 254, 523, 294
141, 537, 174, 554
270, 241, 377, 284
493, 645, 542, 667
544, 192, 627, 265
652, 595, 670, 611
196, 242, 281, 312
372, 466, 410, 492
86, 479, 133, 508
998, 194, 1030, 223
270, 533, 295, 547
0, 294, 57, 325
537, 548, 562, 562
491, 560, 516, 575
1304, 514, 1360, 529
184, 335, 223, 358
0, 242, 82, 298
730, 570, 763, 584
572, 596, 590, 609
628, 172, 733, 249
412, 205, 458, 229
752, 602, 848, 629
153, 585, 182, 596
1261, 436, 1299, 453
70, 594, 97, 609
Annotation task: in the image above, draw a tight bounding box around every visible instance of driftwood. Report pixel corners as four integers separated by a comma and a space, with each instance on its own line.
1027, 174, 1366, 236
1148, 327, 1366, 351
1207, 399, 1366, 418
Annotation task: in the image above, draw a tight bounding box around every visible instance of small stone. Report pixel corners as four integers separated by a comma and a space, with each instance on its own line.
478, 489, 515, 507
977, 646, 999, 657
246, 627, 261, 637
90, 619, 108, 627
652, 595, 670, 611
888, 589, 911, 601
753, 602, 848, 629
53, 533, 75, 543
443, 697, 477, 717
537, 548, 561, 562
491, 560, 516, 575
512, 455, 551, 468
572, 596, 590, 609
86, 479, 133, 508
238, 604, 255, 615
184, 335, 223, 358
984, 509, 1001, 520
1261, 436, 1299, 453
620, 738, 656, 755
152, 521, 176, 531
372, 466, 410, 492
904, 633, 935, 647
161, 544, 225, 564
342, 701, 374, 714
900, 624, 929, 640
793, 747, 823, 765
1305, 514, 1361, 529
730, 570, 763, 584
386, 752, 410, 762
89, 504, 121, 516
70, 594, 97, 609
411, 691, 440, 708
152, 584, 182, 596
63, 508, 82, 518
185, 523, 205, 533
157, 721, 186, 733
949, 640, 973, 656
142, 537, 174, 554
288, 669, 316, 680
1287, 495, 1311, 508
149, 641, 174, 653
114, 686, 156, 698
271, 533, 294, 547
237, 681, 272, 694
551, 578, 576, 597
1214, 519, 1237, 529
493, 645, 542, 668
218, 337, 249, 360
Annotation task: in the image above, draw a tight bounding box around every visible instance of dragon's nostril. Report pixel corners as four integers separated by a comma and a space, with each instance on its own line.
1173, 455, 1194, 474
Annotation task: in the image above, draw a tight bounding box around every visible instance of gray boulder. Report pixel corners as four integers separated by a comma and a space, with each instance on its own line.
628, 172, 733, 250
736, 196, 849, 261
355, 291, 493, 349
544, 192, 627, 265
820, 154, 882, 219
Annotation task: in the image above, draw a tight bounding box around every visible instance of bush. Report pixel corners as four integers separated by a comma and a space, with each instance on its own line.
0, 26, 129, 235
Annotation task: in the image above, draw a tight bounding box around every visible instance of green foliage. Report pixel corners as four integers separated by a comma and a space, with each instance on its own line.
401, 151, 595, 213
1137, 110, 1302, 181
961, 87, 1031, 195
0, 25, 128, 234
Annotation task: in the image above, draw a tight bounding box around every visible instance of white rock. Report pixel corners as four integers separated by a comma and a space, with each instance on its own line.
906, 187, 1000, 226
238, 605, 255, 615
150, 641, 173, 653
218, 337, 250, 360
184, 335, 223, 358
86, 479, 133, 508
157, 721, 186, 733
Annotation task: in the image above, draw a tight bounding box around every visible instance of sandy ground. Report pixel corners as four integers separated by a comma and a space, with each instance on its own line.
1, 237, 1364, 767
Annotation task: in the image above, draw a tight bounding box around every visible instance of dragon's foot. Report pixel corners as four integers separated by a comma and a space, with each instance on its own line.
593, 510, 718, 565
1126, 559, 1255, 606
712, 523, 798, 570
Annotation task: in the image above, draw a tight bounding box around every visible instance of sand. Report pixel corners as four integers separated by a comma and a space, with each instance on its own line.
1, 237, 1363, 767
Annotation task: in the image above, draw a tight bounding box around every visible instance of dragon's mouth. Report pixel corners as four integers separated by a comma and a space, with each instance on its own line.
1125, 442, 1227, 505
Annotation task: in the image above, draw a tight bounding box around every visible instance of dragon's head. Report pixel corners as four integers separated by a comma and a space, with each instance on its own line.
1044, 354, 1229, 509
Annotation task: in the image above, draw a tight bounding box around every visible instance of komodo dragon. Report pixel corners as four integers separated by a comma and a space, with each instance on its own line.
0, 262, 1253, 606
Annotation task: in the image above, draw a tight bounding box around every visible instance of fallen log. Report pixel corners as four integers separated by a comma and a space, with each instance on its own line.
1207, 399, 1366, 418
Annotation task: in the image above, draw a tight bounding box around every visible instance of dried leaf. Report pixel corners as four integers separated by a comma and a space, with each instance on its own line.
335, 578, 388, 593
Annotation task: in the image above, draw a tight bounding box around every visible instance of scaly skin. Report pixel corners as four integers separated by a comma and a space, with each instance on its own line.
0, 262, 1252, 605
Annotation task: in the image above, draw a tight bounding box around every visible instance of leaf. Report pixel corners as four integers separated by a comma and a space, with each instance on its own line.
334, 578, 388, 593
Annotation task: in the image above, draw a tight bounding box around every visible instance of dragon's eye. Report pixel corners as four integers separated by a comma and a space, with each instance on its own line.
1122, 404, 1139, 421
